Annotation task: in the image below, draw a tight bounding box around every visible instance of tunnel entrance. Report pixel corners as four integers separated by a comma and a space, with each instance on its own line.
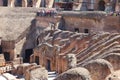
98, 0, 105, 11
3, 0, 8, 6
35, 56, 39, 65
24, 49, 33, 62
4, 52, 10, 61
46, 59, 51, 71
15, 0, 22, 7
0, 46, 2, 54
27, 0, 33, 7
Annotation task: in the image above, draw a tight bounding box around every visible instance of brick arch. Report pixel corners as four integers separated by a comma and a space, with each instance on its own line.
8, 0, 27, 7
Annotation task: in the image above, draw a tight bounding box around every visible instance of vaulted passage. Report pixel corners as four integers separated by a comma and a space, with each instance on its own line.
46, 59, 51, 71
3, 0, 8, 6
35, 56, 39, 65
27, 0, 33, 7
24, 49, 33, 62
98, 0, 105, 11
0, 46, 2, 54
15, 0, 22, 7
4, 52, 10, 61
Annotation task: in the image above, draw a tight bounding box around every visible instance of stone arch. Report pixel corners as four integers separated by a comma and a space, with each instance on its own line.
58, 17, 66, 30
27, 0, 33, 7
2, 0, 8, 6
15, 0, 22, 7
10, 0, 27, 7
41, 0, 46, 7
83, 59, 113, 80
98, 0, 106, 11
34, 0, 41, 8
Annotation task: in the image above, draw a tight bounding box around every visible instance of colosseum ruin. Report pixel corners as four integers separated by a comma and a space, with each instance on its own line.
0, 0, 120, 80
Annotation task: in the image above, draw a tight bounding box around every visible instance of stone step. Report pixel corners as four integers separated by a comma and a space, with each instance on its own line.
48, 71, 57, 80
48, 71, 56, 74
0, 65, 13, 73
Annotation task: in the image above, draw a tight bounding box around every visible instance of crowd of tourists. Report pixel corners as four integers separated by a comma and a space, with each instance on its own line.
37, 9, 57, 17
105, 11, 120, 16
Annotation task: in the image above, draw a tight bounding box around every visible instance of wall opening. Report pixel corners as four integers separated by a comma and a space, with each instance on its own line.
24, 49, 33, 62
58, 17, 66, 30
3, 0, 8, 6
0, 46, 2, 54
37, 38, 39, 45
61, 2, 73, 10
35, 56, 39, 65
46, 59, 51, 71
84, 29, 89, 33
98, 0, 105, 11
15, 0, 22, 7
27, 0, 33, 7
74, 28, 79, 33
40, 0, 46, 7
17, 54, 20, 58
4, 52, 10, 61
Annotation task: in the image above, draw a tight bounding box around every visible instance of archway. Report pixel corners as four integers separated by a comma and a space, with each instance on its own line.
27, 0, 33, 7
41, 0, 46, 7
0, 46, 2, 54
35, 56, 39, 65
3, 0, 8, 6
4, 52, 10, 61
24, 49, 33, 62
15, 0, 22, 7
98, 0, 105, 11
46, 59, 51, 71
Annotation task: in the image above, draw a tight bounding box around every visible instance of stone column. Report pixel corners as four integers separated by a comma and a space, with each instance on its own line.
32, 0, 37, 7
35, 0, 41, 8
0, 0, 3, 6
73, 0, 83, 10
22, 0, 27, 7
41, 0, 46, 7
47, 0, 54, 8
8, 0, 15, 7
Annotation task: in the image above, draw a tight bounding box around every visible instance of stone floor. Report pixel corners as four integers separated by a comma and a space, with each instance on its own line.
0, 71, 57, 80
0, 73, 25, 80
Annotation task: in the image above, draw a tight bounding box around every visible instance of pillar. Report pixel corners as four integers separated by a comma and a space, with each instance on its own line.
41, 0, 46, 7
22, 0, 27, 7
74, 0, 83, 10
47, 0, 54, 8
33, 0, 37, 7
8, 0, 15, 7
89, 0, 95, 10
34, 0, 41, 8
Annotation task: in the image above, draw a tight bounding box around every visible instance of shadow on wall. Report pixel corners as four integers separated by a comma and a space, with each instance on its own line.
58, 16, 66, 30
20, 19, 37, 63
21, 19, 36, 62
20, 17, 49, 63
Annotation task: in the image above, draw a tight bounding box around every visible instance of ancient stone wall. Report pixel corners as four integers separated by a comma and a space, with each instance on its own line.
58, 12, 120, 34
